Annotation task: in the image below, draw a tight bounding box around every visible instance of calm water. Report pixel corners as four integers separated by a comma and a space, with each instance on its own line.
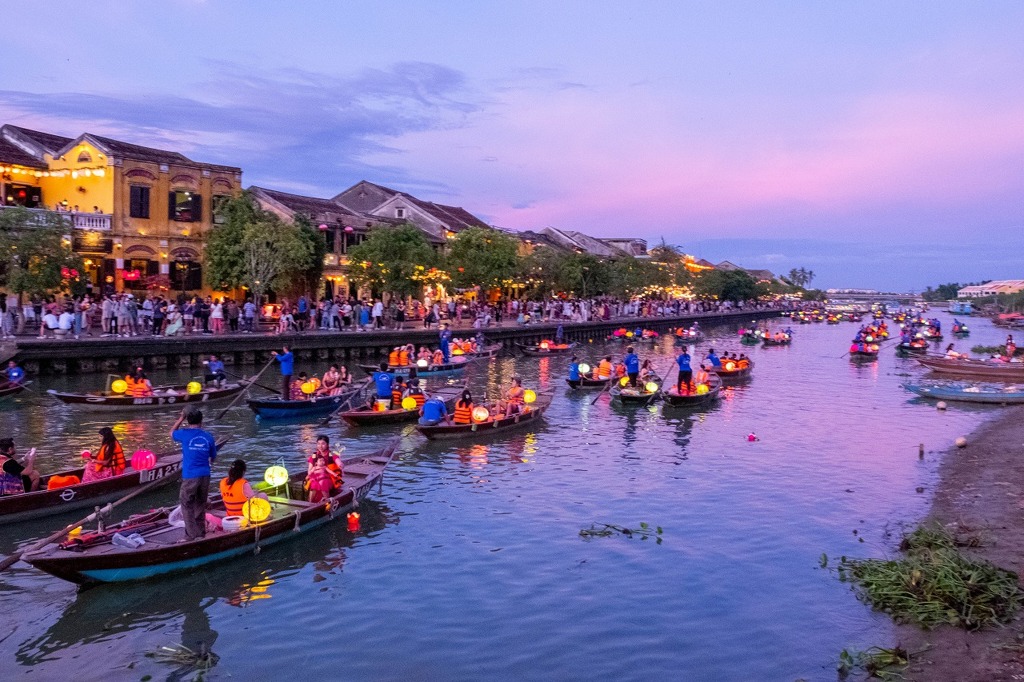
0, 313, 1009, 681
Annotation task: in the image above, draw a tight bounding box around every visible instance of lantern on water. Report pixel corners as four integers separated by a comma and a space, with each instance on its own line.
724, 361, 736, 371
131, 450, 156, 471
472, 406, 490, 423
452, 348, 464, 355
695, 383, 709, 395
111, 379, 128, 394
865, 335, 874, 342
871, 344, 880, 351
579, 363, 591, 374
619, 376, 629, 387
186, 381, 202, 394
301, 381, 316, 395
523, 389, 537, 404
417, 358, 429, 368
243, 497, 271, 522
264, 465, 289, 487
401, 396, 417, 410
644, 381, 659, 393
347, 511, 360, 532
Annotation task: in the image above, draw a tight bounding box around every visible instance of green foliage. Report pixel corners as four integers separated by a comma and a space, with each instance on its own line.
346, 224, 436, 299
445, 226, 520, 290
580, 522, 663, 544
836, 645, 910, 680
558, 253, 611, 298
787, 267, 815, 288
608, 257, 670, 297
0, 206, 82, 297
648, 238, 683, 264
693, 268, 763, 302
921, 283, 963, 302
291, 215, 328, 295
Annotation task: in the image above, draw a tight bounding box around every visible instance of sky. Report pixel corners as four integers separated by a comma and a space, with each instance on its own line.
2, 1, 1022, 291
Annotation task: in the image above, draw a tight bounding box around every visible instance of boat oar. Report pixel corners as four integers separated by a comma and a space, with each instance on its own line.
221, 369, 279, 394
317, 378, 373, 427
215, 356, 277, 420
590, 375, 614, 405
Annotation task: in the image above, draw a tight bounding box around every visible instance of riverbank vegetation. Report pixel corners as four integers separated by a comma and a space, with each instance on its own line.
971, 345, 1024, 357
0, 206, 84, 298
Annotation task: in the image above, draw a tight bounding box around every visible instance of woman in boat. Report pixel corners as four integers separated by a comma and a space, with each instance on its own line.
0, 438, 39, 495
597, 356, 613, 380
405, 379, 427, 410
398, 345, 412, 366
219, 459, 269, 518
431, 349, 444, 366
499, 376, 526, 418
638, 359, 656, 383
82, 427, 126, 483
417, 347, 432, 363
125, 366, 154, 397
453, 389, 474, 424
945, 343, 965, 359
319, 365, 341, 397
306, 435, 342, 503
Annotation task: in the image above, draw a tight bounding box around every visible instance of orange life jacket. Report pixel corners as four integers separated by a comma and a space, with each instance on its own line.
389, 350, 400, 365
399, 350, 410, 366
738, 359, 749, 369
453, 400, 472, 424
392, 387, 404, 408
95, 442, 126, 474
124, 376, 139, 397
615, 364, 626, 378
432, 350, 444, 365
410, 391, 425, 408
220, 477, 248, 516
508, 387, 525, 405
598, 360, 612, 379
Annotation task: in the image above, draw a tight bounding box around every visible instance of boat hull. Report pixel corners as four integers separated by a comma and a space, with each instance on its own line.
416, 396, 551, 440
903, 383, 1024, 405
339, 388, 461, 427
662, 376, 723, 408
48, 383, 246, 411
359, 360, 469, 378
247, 385, 362, 420
517, 343, 577, 356
916, 356, 1024, 380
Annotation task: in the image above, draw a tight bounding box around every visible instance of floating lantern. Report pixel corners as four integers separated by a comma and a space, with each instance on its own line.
695, 383, 709, 395
264, 465, 289, 487
870, 344, 879, 351
625, 332, 634, 338
619, 376, 629, 387
866, 335, 874, 342
955, 436, 967, 448
579, 363, 591, 374
111, 379, 128, 394
936, 401, 948, 411
186, 381, 202, 394
724, 361, 736, 371
747, 433, 758, 442
347, 511, 360, 531
523, 389, 537, 404
417, 358, 429, 368
243, 497, 271, 522
301, 381, 316, 395
130, 450, 156, 471
452, 348, 464, 355
644, 381, 659, 393
849, 344, 859, 352
402, 396, 417, 410
472, 406, 490, 423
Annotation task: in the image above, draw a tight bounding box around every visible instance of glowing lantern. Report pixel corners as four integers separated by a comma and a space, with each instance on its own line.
310, 377, 322, 389
417, 358, 429, 368
264, 465, 289, 487
131, 450, 156, 471
401, 396, 417, 410
347, 511, 360, 532
625, 332, 634, 338
644, 381, 659, 393
695, 383, 709, 395
301, 381, 316, 395
724, 361, 736, 371
870, 344, 880, 351
865, 335, 874, 342
81, 449, 92, 459
472, 406, 490, 423
619, 376, 629, 387
523, 389, 537, 404
186, 381, 202, 394
539, 341, 550, 350
111, 379, 128, 394
452, 348, 464, 355
579, 363, 591, 374
243, 497, 271, 523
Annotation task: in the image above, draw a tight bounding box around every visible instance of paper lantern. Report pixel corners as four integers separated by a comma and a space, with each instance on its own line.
644, 381, 659, 393
724, 361, 736, 371
619, 376, 629, 387
243, 497, 271, 522
523, 389, 536, 404
111, 379, 128, 394
579, 363, 591, 374
539, 341, 550, 350
186, 381, 202, 394
131, 450, 156, 471
865, 335, 874, 342
318, 223, 328, 231
472, 406, 490, 423
402, 396, 417, 410
452, 348, 464, 355
344, 226, 354, 233
81, 449, 92, 459
417, 358, 429, 368
347, 511, 360, 531
301, 381, 316, 395
310, 377, 322, 389
870, 344, 879, 351
695, 383, 709, 395
264, 465, 289, 487
625, 332, 633, 338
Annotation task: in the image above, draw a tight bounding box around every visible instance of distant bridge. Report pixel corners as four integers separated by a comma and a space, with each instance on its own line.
826, 291, 923, 304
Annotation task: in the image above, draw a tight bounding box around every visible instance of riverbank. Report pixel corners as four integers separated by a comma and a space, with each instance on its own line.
901, 405, 1024, 681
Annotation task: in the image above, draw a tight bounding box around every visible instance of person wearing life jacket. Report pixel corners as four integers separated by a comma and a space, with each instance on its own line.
388, 347, 401, 366
220, 459, 268, 517
319, 365, 341, 397
0, 438, 39, 495
82, 427, 126, 483
391, 376, 407, 409
405, 379, 426, 409
597, 356, 613, 379
737, 354, 750, 369
123, 373, 137, 397
614, 361, 627, 379
432, 349, 444, 366
306, 436, 342, 503
500, 376, 526, 418
453, 389, 474, 424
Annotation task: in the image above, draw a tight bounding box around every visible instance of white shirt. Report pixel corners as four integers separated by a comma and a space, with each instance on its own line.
43, 313, 59, 329
372, 301, 383, 316
58, 312, 73, 330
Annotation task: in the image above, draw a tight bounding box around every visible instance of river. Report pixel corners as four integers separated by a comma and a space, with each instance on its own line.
0, 312, 1009, 680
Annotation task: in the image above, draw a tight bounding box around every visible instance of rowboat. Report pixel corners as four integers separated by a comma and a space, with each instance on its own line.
467, 342, 503, 358
22, 442, 397, 584
740, 332, 762, 345
895, 341, 928, 356
903, 382, 1024, 405
358, 357, 470, 378
848, 349, 879, 361
762, 336, 792, 347
709, 360, 754, 380
952, 326, 970, 337
0, 381, 28, 401
517, 342, 577, 356
662, 375, 722, 408
338, 386, 463, 427
566, 376, 610, 390
916, 356, 1024, 381
610, 376, 662, 406
48, 382, 246, 411
416, 393, 553, 440
0, 447, 188, 525
247, 384, 363, 420
674, 329, 703, 344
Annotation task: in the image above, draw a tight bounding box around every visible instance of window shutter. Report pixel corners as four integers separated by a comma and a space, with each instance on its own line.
168, 192, 176, 220
129, 187, 139, 217
191, 194, 202, 223
147, 260, 159, 276
140, 186, 150, 219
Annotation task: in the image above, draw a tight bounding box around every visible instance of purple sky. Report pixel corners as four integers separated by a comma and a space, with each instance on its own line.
2, 1, 1022, 291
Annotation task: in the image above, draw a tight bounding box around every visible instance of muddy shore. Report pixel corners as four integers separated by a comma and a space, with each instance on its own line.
899, 405, 1024, 681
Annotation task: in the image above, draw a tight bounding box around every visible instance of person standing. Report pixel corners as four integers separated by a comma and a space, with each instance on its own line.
675, 348, 692, 394
623, 345, 640, 387
296, 295, 308, 332
371, 361, 394, 411
242, 298, 256, 333
169, 408, 218, 541
271, 345, 294, 399
439, 323, 452, 363
372, 298, 384, 329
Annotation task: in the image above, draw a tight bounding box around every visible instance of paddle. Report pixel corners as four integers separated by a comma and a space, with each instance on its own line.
221, 368, 279, 394
590, 373, 614, 405
839, 335, 898, 359
317, 377, 373, 427
215, 356, 277, 420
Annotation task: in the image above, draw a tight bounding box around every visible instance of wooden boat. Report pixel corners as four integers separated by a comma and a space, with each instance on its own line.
48, 382, 246, 411
674, 330, 703, 344
761, 335, 792, 347
903, 382, 1024, 405
662, 375, 722, 408
247, 384, 363, 420
709, 360, 754, 380
0, 380, 28, 401
358, 357, 470, 378
416, 393, 553, 440
916, 355, 1024, 381
468, 342, 503, 358
922, 331, 944, 341
952, 326, 970, 337
849, 349, 879, 361
610, 376, 662, 405
740, 332, 761, 345
0, 446, 189, 525
22, 442, 397, 584
566, 376, 610, 390
895, 341, 928, 356
517, 341, 577, 356
338, 386, 463, 427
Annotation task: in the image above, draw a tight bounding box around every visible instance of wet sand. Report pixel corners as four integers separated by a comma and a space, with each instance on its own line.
901, 405, 1024, 681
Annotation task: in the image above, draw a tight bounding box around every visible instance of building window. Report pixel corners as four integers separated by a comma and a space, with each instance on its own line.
212, 194, 230, 225
129, 185, 150, 219
168, 190, 202, 222
395, 207, 406, 219
172, 260, 203, 292
77, 151, 92, 163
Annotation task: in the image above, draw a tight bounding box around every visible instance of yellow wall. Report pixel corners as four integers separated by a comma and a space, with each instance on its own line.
41, 141, 115, 212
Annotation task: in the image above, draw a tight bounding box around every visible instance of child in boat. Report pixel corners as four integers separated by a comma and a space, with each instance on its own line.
306, 435, 342, 503
0, 438, 39, 495
82, 427, 126, 483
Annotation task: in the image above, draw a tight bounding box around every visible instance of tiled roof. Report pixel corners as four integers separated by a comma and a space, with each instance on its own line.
250, 186, 408, 234
87, 134, 240, 171
0, 135, 47, 169
5, 125, 73, 154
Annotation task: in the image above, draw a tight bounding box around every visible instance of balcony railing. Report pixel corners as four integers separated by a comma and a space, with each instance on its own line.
0, 205, 111, 231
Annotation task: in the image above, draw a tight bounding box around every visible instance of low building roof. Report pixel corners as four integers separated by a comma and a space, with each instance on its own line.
0, 135, 47, 169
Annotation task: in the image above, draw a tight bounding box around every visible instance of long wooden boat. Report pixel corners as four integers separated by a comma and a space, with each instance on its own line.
610, 378, 662, 406
0, 447, 188, 525
916, 355, 1024, 380
566, 376, 610, 390
358, 357, 470, 378
416, 393, 553, 440
22, 442, 397, 585
0, 380, 28, 401
338, 386, 462, 427
709, 360, 754, 380
903, 382, 1024, 405
48, 382, 246, 411
247, 384, 363, 420
468, 342, 503, 358
740, 333, 762, 345
517, 342, 577, 356
662, 375, 722, 408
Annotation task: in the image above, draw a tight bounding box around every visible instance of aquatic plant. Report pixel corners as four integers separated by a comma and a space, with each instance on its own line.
580, 522, 663, 544
971, 344, 1023, 357
837, 525, 1021, 630
836, 645, 911, 680
147, 643, 219, 678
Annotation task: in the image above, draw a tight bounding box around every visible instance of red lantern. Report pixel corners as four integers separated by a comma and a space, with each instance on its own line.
318, 223, 329, 231
344, 226, 354, 233
131, 450, 157, 471
347, 511, 360, 531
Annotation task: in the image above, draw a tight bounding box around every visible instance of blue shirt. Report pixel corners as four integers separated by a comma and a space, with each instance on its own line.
6, 366, 25, 383
373, 371, 394, 398
208, 360, 225, 373
173, 428, 218, 479
275, 352, 294, 376
624, 353, 640, 374
707, 352, 721, 367
421, 397, 447, 422
297, 296, 308, 313
676, 353, 691, 371
568, 362, 580, 381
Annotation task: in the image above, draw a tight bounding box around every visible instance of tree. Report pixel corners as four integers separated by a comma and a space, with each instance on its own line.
0, 206, 82, 299
648, 238, 684, 264
608, 257, 670, 297
786, 267, 815, 288
290, 215, 328, 296
559, 253, 611, 298
346, 224, 436, 299
445, 226, 520, 290
922, 283, 962, 302
694, 269, 762, 302
522, 247, 568, 297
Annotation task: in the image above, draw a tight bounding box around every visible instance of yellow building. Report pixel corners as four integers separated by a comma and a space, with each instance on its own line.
0, 124, 241, 294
